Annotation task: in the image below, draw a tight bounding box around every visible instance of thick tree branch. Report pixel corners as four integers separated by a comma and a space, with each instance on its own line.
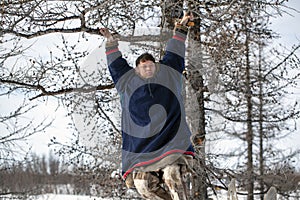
0, 78, 114, 100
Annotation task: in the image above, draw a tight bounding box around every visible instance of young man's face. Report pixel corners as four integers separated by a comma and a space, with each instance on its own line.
136, 60, 156, 79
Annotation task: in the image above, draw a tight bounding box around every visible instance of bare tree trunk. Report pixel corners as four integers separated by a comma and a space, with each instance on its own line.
258, 41, 265, 200
245, 26, 254, 200
186, 6, 207, 199
161, 0, 207, 198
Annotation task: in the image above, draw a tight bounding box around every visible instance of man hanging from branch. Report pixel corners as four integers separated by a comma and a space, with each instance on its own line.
100, 13, 195, 200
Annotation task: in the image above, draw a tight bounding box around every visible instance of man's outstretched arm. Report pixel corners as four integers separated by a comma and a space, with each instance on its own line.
100, 28, 132, 85
160, 14, 192, 73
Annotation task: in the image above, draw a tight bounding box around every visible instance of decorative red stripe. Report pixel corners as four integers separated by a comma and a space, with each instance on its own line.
106, 48, 119, 55
173, 35, 185, 42
122, 150, 195, 179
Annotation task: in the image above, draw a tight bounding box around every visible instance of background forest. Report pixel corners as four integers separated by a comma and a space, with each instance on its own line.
1, 0, 300, 199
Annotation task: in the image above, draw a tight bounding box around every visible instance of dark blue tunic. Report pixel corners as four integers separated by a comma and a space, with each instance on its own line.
105, 32, 194, 179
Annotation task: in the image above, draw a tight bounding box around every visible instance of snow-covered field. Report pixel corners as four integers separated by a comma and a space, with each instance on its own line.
4, 192, 295, 200
0, 193, 234, 200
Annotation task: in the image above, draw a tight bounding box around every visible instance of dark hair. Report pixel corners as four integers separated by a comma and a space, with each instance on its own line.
135, 53, 155, 67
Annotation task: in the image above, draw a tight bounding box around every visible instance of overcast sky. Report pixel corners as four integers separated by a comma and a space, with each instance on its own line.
271, 0, 300, 47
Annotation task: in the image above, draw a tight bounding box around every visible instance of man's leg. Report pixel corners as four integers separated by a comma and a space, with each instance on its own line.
133, 171, 172, 200
162, 164, 188, 200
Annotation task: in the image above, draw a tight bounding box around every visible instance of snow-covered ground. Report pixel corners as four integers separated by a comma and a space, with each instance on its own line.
4, 190, 299, 200
0, 192, 238, 200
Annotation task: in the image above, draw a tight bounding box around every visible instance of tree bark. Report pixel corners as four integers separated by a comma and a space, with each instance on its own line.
245, 25, 254, 200
186, 4, 207, 199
